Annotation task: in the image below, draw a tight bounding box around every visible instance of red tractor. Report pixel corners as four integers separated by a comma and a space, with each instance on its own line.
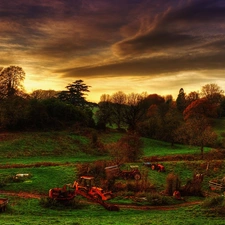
74, 176, 113, 201
49, 176, 113, 202
49, 176, 118, 211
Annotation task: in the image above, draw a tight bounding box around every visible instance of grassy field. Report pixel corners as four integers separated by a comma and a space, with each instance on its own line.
0, 130, 225, 224
0, 198, 222, 225
0, 130, 210, 164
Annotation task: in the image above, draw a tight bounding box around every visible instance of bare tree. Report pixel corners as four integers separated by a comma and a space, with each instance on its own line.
0, 66, 25, 98
30, 89, 58, 99
123, 92, 146, 130
201, 83, 224, 104
111, 91, 127, 129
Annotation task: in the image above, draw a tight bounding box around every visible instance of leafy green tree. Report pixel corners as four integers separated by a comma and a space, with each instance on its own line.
0, 66, 25, 98
58, 80, 91, 107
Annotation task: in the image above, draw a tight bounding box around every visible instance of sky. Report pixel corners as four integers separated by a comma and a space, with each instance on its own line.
1, 0, 225, 103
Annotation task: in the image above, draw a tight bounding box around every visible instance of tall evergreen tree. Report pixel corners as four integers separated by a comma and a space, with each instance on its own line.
58, 80, 91, 107
176, 88, 186, 112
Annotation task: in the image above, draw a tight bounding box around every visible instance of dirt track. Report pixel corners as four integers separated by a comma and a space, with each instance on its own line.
0, 190, 202, 211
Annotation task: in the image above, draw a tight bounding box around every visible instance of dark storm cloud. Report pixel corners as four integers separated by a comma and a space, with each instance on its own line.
1, 0, 225, 99
113, 0, 225, 57
56, 49, 225, 78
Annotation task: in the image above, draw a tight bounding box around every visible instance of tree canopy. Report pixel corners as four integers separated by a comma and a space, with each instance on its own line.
58, 80, 91, 107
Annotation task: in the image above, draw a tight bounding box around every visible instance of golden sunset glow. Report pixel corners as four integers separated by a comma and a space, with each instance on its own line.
1, 0, 225, 102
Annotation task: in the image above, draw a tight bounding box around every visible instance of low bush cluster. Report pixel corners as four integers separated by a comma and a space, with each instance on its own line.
202, 196, 225, 216
146, 192, 173, 206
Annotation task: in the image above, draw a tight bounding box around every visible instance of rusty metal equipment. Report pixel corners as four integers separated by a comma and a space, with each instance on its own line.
105, 165, 141, 180
0, 198, 8, 212
49, 176, 119, 211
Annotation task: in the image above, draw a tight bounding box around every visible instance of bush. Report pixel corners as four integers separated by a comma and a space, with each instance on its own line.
109, 133, 143, 163
202, 196, 224, 208
76, 160, 110, 187
165, 173, 181, 196
146, 192, 172, 206
202, 196, 225, 216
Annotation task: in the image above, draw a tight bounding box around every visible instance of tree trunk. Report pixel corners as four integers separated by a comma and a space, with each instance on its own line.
200, 143, 204, 159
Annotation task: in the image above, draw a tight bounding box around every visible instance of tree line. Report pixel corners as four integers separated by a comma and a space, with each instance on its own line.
0, 66, 95, 130
97, 84, 225, 157
0, 65, 225, 156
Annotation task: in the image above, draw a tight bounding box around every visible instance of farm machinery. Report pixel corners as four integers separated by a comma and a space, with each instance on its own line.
49, 176, 119, 211
105, 165, 141, 180
143, 162, 165, 172
0, 198, 8, 212
209, 177, 225, 191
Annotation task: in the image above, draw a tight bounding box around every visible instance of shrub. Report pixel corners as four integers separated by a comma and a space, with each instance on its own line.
109, 133, 143, 163
76, 160, 109, 186
146, 192, 172, 206
202, 196, 224, 208
202, 196, 225, 216
165, 173, 181, 196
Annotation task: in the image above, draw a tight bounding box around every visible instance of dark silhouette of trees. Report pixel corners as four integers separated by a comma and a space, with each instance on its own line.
123, 92, 147, 131
96, 94, 113, 130
27, 98, 94, 130
200, 83, 224, 104
110, 91, 127, 129
159, 103, 183, 146
176, 88, 187, 112
142, 94, 165, 109
58, 80, 91, 107
30, 89, 58, 99
0, 96, 29, 130
0, 66, 25, 98
186, 91, 199, 106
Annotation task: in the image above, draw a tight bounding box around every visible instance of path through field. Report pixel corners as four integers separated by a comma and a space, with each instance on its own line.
0, 190, 202, 211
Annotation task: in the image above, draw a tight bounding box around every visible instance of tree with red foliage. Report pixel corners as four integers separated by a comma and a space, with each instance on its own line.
176, 99, 218, 158
183, 98, 218, 121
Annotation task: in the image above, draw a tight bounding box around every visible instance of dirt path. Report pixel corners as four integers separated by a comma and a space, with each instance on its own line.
0, 190, 203, 211
0, 190, 46, 199
118, 200, 202, 210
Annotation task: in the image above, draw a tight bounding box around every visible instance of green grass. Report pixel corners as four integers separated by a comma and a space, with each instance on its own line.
0, 129, 225, 224
0, 198, 224, 225
142, 137, 211, 157
213, 118, 225, 142
0, 131, 89, 158
0, 154, 109, 165
0, 165, 76, 194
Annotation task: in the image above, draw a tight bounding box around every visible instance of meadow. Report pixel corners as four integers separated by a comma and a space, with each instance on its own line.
0, 129, 225, 224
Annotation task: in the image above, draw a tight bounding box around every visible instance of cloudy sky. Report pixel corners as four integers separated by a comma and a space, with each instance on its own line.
1, 0, 225, 102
